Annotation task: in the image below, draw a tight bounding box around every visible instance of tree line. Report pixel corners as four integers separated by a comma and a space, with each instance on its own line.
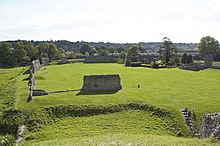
0, 41, 64, 67
0, 36, 219, 67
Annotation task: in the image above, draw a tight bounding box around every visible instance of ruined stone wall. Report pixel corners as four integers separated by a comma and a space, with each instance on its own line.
84, 56, 116, 63
41, 57, 49, 66
30, 59, 41, 74
81, 74, 122, 92
200, 113, 220, 140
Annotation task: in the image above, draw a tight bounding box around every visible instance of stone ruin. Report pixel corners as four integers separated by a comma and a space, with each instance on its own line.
40, 57, 49, 66
27, 59, 49, 102
81, 74, 122, 93
179, 63, 207, 71
84, 56, 116, 63
204, 54, 213, 68
200, 113, 220, 140
60, 54, 68, 64
179, 54, 215, 71
30, 59, 41, 74
27, 69, 35, 102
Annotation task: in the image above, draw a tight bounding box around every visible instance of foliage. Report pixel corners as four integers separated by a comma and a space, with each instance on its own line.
0, 41, 62, 67
198, 36, 220, 56
128, 45, 139, 57
181, 53, 193, 64
159, 37, 177, 64
35, 42, 59, 60
89, 48, 98, 56
151, 61, 159, 68
80, 44, 92, 55
0, 42, 14, 67
186, 54, 193, 64
97, 49, 108, 56
151, 60, 166, 68
0, 134, 15, 146
181, 53, 188, 64
117, 58, 125, 64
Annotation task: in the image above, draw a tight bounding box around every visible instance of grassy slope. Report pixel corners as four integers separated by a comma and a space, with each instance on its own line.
0, 67, 26, 114
0, 67, 25, 86
0, 67, 26, 143
24, 110, 176, 144
23, 110, 220, 146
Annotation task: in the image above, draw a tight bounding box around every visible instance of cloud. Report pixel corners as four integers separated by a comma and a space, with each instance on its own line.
0, 0, 219, 42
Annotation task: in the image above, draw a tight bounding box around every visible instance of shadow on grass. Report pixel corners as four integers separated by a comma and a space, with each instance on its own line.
31, 89, 119, 96
48, 89, 81, 94
76, 90, 119, 96
22, 68, 30, 75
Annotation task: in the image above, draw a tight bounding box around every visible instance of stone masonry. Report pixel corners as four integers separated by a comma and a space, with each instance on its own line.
30, 59, 41, 74
81, 74, 122, 92
200, 113, 220, 140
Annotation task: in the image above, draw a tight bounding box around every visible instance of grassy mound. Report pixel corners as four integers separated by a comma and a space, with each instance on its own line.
24, 110, 179, 145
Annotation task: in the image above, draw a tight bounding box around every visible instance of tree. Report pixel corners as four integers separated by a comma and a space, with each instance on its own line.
128, 45, 139, 56
0, 42, 14, 67
80, 44, 92, 55
181, 53, 193, 64
89, 48, 98, 56
127, 45, 140, 62
35, 42, 58, 60
98, 49, 108, 56
198, 36, 219, 56
159, 37, 177, 64
181, 53, 188, 64
186, 54, 193, 64
47, 43, 58, 60
14, 42, 30, 66
23, 41, 39, 60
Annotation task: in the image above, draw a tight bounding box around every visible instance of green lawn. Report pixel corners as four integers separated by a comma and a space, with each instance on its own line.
16, 63, 220, 118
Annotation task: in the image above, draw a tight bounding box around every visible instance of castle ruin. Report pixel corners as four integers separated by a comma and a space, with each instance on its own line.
81, 74, 122, 93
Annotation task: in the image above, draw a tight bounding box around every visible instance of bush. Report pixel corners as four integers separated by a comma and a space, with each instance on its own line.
130, 62, 142, 67
0, 134, 15, 146
117, 58, 125, 64
151, 62, 159, 68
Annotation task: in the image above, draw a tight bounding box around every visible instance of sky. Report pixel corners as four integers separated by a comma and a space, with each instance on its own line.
0, 0, 220, 43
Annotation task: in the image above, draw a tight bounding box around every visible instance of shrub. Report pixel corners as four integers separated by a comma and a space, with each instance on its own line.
130, 62, 142, 67
151, 62, 159, 68
117, 58, 125, 64
0, 134, 15, 146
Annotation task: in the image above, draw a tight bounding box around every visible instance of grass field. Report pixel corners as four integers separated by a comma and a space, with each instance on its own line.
1, 63, 220, 145
16, 63, 220, 117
